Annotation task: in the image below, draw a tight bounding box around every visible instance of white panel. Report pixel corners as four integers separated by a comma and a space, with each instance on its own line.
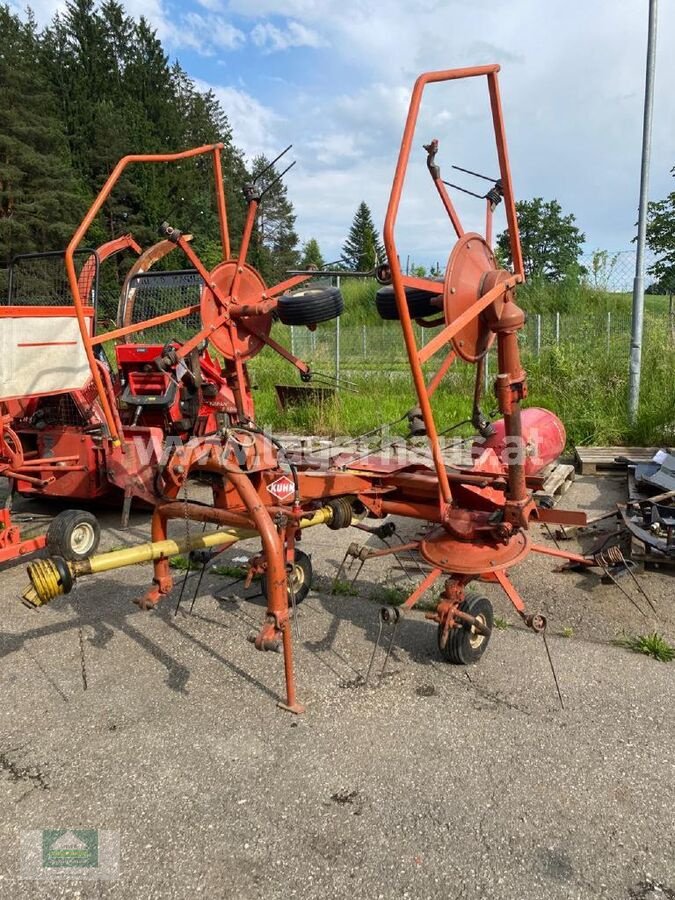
0, 316, 93, 400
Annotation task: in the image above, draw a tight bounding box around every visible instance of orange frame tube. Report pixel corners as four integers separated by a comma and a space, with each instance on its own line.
382, 65, 522, 512
64, 143, 227, 446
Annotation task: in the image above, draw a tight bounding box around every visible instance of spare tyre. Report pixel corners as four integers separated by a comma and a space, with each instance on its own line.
375, 284, 442, 320
277, 286, 344, 325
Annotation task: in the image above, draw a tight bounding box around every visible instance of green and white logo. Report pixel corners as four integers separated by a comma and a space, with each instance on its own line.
42, 830, 99, 869
21, 828, 117, 879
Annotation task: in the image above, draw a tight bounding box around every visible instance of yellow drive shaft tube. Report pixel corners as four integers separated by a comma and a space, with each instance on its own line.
23, 505, 336, 607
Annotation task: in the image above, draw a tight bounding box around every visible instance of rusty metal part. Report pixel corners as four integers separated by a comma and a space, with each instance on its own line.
420, 526, 529, 574
443, 233, 498, 362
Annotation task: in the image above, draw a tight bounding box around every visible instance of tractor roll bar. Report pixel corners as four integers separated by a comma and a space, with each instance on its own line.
382, 65, 523, 509
64, 144, 228, 446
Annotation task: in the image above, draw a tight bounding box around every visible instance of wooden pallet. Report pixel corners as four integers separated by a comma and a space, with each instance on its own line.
535, 462, 575, 505
574, 446, 666, 476
630, 536, 675, 569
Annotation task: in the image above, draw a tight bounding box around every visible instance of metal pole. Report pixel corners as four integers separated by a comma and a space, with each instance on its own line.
536, 314, 542, 357
335, 276, 341, 384
555, 311, 560, 346
607, 311, 611, 353
629, 0, 658, 423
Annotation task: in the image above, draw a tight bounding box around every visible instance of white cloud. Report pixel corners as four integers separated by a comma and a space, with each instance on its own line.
250, 20, 324, 52
171, 13, 245, 54
8, 0, 675, 264
194, 79, 283, 160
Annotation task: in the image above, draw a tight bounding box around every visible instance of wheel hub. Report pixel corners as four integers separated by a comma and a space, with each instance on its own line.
200, 260, 272, 361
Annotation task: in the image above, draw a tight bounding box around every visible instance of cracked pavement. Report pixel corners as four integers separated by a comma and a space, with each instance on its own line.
0, 473, 673, 899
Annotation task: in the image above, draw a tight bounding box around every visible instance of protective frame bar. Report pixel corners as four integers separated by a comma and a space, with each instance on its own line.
382, 65, 523, 511
64, 144, 229, 446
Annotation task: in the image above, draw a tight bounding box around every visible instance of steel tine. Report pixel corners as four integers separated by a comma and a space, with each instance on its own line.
188, 563, 209, 615
542, 631, 565, 710
173, 569, 192, 616
364, 618, 384, 686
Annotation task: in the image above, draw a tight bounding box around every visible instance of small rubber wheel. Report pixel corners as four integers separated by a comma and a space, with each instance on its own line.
277, 286, 344, 325
46, 510, 101, 561
375, 284, 442, 320
438, 594, 493, 665
261, 549, 313, 607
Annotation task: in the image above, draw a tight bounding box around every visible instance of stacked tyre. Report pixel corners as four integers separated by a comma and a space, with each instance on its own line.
277, 286, 344, 325
375, 284, 442, 321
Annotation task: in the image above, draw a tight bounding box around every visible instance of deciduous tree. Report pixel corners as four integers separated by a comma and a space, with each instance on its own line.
645, 167, 675, 309
496, 197, 585, 281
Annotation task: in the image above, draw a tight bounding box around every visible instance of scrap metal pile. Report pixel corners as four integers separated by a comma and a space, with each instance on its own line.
1, 64, 632, 711
611, 451, 675, 565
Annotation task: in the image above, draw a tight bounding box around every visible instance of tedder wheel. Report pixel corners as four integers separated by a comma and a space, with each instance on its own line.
438, 594, 493, 665
46, 510, 101, 561
277, 286, 344, 325
375, 284, 442, 320
261, 549, 313, 607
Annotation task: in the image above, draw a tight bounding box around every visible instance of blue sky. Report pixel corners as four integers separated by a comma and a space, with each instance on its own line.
14, 0, 675, 269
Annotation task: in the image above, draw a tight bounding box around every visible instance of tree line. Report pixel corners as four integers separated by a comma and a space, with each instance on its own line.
0, 1, 388, 291
0, 1, 321, 287
2, 0, 673, 298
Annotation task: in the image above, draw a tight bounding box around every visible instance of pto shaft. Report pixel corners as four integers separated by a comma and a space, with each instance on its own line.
23, 505, 335, 607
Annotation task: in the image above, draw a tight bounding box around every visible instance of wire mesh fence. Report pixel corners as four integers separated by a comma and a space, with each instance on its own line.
285, 309, 672, 378
3, 250, 99, 307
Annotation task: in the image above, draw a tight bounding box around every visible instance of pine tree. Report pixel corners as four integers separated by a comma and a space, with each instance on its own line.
341, 202, 384, 271
41, 4, 248, 262
300, 238, 324, 270
0, 6, 86, 275
248, 154, 300, 284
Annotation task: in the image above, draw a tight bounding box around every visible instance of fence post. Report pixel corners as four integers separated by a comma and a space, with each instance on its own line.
362, 324, 367, 358
290, 325, 295, 357
555, 311, 560, 346
335, 276, 341, 384
536, 314, 542, 356
607, 311, 611, 352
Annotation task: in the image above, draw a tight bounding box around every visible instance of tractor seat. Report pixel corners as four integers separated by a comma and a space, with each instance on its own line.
121, 371, 177, 407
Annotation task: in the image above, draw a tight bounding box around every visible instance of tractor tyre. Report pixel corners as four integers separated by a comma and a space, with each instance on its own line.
375, 284, 442, 320
46, 510, 101, 561
277, 286, 344, 325
261, 549, 313, 607
437, 594, 493, 665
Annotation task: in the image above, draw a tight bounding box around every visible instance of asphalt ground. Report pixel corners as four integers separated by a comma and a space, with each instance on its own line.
0, 473, 673, 899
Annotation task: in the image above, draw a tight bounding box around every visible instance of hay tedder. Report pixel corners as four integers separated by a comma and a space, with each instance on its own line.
12, 64, 605, 712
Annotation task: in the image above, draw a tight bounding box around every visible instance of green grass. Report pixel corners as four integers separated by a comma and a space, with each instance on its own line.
250, 310, 673, 446
493, 616, 511, 630
613, 632, 675, 662
169, 555, 201, 571
331, 579, 359, 596
369, 585, 408, 605
211, 564, 249, 579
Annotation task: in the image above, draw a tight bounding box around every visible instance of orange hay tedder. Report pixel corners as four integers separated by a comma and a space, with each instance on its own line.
11, 65, 604, 712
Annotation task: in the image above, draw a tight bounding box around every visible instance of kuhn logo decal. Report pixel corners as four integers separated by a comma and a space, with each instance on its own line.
267, 475, 295, 502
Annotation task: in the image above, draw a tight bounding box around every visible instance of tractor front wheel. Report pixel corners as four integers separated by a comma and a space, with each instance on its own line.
47, 510, 101, 561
